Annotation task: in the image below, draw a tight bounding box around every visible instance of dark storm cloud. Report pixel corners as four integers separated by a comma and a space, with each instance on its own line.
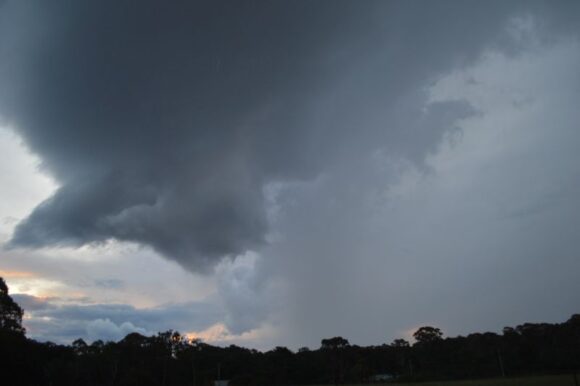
1, 0, 575, 270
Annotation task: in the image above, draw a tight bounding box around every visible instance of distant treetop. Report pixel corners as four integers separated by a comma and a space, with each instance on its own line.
413, 326, 443, 344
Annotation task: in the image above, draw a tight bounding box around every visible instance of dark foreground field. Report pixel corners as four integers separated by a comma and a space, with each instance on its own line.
307, 374, 580, 386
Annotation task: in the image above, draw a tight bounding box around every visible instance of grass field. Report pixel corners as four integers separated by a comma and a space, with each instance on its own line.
307, 374, 580, 386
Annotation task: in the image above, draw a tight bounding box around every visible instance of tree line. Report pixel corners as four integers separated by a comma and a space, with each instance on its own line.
1, 276, 579, 385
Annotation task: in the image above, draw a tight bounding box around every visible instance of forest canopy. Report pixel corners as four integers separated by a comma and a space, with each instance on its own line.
1, 276, 579, 386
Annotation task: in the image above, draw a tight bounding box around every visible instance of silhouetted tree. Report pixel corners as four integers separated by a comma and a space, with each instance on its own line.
321, 336, 350, 350
1, 287, 579, 386
392, 338, 410, 348
413, 326, 443, 344
321, 337, 350, 385
72, 338, 89, 356
0, 277, 25, 335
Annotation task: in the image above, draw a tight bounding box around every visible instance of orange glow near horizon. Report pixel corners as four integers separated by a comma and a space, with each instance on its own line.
185, 324, 230, 343
0, 269, 36, 279
184, 323, 267, 346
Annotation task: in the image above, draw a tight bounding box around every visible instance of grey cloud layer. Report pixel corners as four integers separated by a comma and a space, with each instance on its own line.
258, 32, 580, 347
0, 0, 557, 270
13, 294, 224, 343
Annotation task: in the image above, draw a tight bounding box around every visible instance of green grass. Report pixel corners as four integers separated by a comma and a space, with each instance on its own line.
306, 374, 580, 386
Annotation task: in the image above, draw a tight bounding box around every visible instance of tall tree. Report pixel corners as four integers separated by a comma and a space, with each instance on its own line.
0, 277, 25, 335
321, 337, 350, 350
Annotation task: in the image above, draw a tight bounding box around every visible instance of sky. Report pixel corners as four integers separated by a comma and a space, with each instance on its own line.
0, 0, 579, 350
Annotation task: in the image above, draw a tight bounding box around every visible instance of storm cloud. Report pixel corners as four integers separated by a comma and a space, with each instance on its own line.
1, 0, 580, 349
2, 1, 571, 270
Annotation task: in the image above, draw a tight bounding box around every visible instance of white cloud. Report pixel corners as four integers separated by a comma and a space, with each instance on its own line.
0, 126, 57, 238
86, 318, 149, 342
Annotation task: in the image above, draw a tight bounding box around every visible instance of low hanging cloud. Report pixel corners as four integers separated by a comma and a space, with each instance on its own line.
13, 293, 226, 343
1, 0, 579, 273
86, 319, 148, 342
